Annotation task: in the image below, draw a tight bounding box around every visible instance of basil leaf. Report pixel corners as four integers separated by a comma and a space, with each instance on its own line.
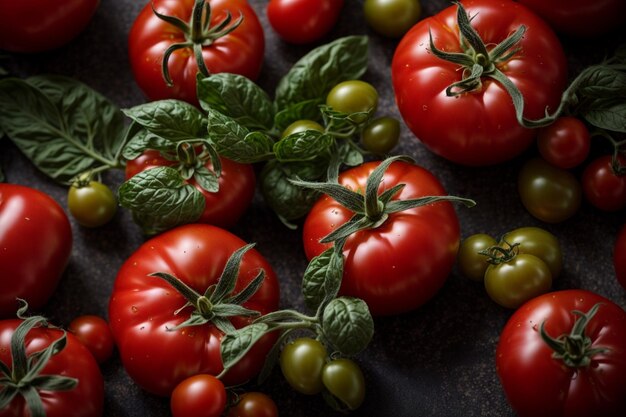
321, 297, 374, 356
273, 99, 323, 132
302, 247, 344, 310
0, 76, 124, 184
207, 108, 273, 163
275, 36, 369, 110
578, 67, 626, 99
193, 166, 219, 193
123, 100, 204, 142
580, 98, 626, 132
220, 323, 269, 370
197, 73, 274, 131
118, 166, 204, 235
274, 131, 333, 162
337, 141, 364, 167
122, 128, 175, 161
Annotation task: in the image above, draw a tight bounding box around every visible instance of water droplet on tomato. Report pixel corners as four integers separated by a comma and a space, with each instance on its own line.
131, 306, 138, 313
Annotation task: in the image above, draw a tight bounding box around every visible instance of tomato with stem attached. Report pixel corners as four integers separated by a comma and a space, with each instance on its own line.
280, 337, 327, 395
582, 154, 626, 212
67, 180, 117, 228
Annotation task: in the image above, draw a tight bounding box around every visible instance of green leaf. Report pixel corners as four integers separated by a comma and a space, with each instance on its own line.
220, 323, 270, 370
118, 166, 204, 235
275, 36, 369, 110
273, 99, 323, 132
123, 100, 204, 141
321, 297, 374, 356
302, 247, 344, 310
122, 128, 175, 161
193, 166, 219, 193
197, 73, 274, 131
0, 76, 124, 184
580, 99, 626, 132
337, 141, 364, 167
206, 108, 273, 163
578, 67, 626, 99
274, 131, 333, 162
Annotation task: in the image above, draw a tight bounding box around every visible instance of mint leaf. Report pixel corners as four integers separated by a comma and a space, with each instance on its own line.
274, 131, 333, 162
123, 100, 204, 142
321, 297, 374, 356
302, 247, 344, 310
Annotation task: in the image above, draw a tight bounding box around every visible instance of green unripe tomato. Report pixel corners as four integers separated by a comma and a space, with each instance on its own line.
322, 358, 366, 410
457, 233, 497, 282
501, 227, 562, 279
279, 337, 327, 395
364, 0, 422, 38
67, 180, 117, 228
326, 80, 379, 119
281, 119, 325, 139
361, 116, 401, 154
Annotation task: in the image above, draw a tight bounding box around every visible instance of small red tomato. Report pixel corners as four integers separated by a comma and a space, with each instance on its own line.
537, 117, 590, 169
68, 315, 115, 364
171, 374, 227, 417
582, 155, 626, 212
227, 392, 278, 417
267, 0, 344, 44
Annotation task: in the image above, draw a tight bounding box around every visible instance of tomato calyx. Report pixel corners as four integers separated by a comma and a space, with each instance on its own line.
479, 240, 520, 265
0, 301, 78, 417
151, 0, 245, 86
150, 244, 265, 334
540, 303, 609, 368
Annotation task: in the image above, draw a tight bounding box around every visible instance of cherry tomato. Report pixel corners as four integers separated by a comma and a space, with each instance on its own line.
267, 0, 344, 44
0, 0, 100, 53
364, 0, 422, 38
322, 358, 366, 410
68, 315, 115, 364
171, 374, 226, 417
536, 117, 590, 169
457, 233, 497, 282
582, 155, 626, 212
614, 224, 626, 291
280, 337, 327, 395
67, 180, 117, 228
326, 80, 379, 117
497, 289, 626, 417
281, 119, 325, 139
392, 0, 567, 165
361, 117, 401, 155
518, 158, 582, 223
501, 227, 562, 279
227, 392, 278, 417
0, 184, 72, 318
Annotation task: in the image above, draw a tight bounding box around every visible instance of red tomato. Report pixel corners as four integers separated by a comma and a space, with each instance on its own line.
302, 160, 461, 316
227, 392, 278, 417
125, 150, 256, 229
614, 224, 626, 291
518, 0, 626, 38
0, 0, 100, 53
128, 0, 264, 105
537, 117, 590, 169
108, 224, 280, 396
0, 184, 72, 318
266, 0, 344, 44
391, 0, 567, 166
171, 374, 226, 417
496, 290, 626, 417
0, 318, 104, 417
582, 155, 626, 212
68, 315, 115, 364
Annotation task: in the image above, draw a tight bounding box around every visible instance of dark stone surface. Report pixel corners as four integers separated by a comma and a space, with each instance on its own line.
1, 1, 625, 416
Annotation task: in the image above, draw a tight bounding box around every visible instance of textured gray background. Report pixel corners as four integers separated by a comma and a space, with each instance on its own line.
1, 0, 625, 416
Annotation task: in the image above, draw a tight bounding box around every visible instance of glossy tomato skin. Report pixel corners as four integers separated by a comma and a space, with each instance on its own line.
496, 290, 626, 417
227, 392, 278, 417
125, 150, 256, 229
266, 0, 344, 44
0, 184, 72, 318
518, 0, 626, 38
68, 315, 115, 364
537, 117, 590, 170
129, 0, 264, 104
392, 0, 567, 166
170, 374, 226, 417
303, 161, 461, 316
108, 224, 280, 396
0, 0, 100, 53
614, 224, 626, 291
0, 319, 104, 417
581, 155, 626, 212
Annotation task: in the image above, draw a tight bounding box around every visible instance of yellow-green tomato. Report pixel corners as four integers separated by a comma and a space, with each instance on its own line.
322, 358, 365, 410
364, 0, 422, 38
67, 181, 117, 228
281, 119, 325, 139
326, 80, 379, 118
484, 254, 552, 309
361, 116, 401, 154
501, 227, 562, 279
279, 337, 327, 395
457, 233, 497, 282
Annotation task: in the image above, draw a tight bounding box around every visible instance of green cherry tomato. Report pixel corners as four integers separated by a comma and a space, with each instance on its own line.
501, 227, 562, 279
518, 157, 581, 223
326, 80, 379, 118
67, 180, 117, 228
322, 358, 366, 410
281, 119, 325, 139
361, 116, 401, 154
457, 233, 497, 282
364, 0, 422, 38
484, 254, 552, 309
280, 337, 328, 395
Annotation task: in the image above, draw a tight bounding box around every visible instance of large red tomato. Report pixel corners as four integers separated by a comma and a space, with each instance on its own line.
302, 160, 461, 316
129, 0, 265, 105
496, 290, 626, 417
266, 0, 344, 44
391, 0, 567, 166
0, 184, 72, 318
0, 0, 100, 53
108, 224, 280, 396
517, 0, 626, 38
0, 317, 104, 417
125, 150, 256, 229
